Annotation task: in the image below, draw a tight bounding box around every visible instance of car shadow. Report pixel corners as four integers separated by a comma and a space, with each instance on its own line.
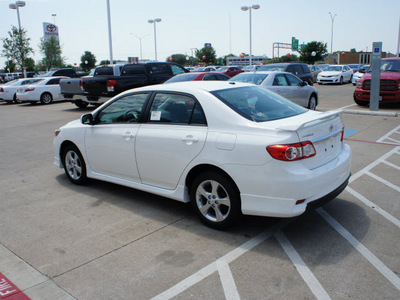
55, 173, 370, 266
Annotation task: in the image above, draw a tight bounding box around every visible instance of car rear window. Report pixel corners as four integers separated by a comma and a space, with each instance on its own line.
165, 73, 199, 83
229, 73, 268, 85
258, 65, 285, 72
95, 67, 114, 76
211, 86, 307, 122
122, 65, 147, 75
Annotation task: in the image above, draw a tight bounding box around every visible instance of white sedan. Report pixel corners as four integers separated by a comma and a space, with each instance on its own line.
0, 78, 43, 103
317, 65, 353, 84
17, 76, 67, 104
53, 81, 351, 229
230, 71, 318, 110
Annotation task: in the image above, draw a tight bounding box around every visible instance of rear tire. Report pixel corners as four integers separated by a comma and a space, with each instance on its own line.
308, 95, 317, 110
40, 92, 53, 104
190, 172, 241, 229
74, 100, 89, 108
62, 144, 87, 185
339, 77, 343, 85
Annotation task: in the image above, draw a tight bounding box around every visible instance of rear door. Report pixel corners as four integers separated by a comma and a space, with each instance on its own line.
135, 92, 207, 189
285, 73, 309, 107
147, 63, 172, 84
269, 73, 292, 100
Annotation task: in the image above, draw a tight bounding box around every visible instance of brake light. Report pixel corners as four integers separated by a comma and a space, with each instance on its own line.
25, 87, 35, 92
107, 80, 116, 87
267, 141, 316, 161
80, 79, 83, 87
0, 88, 4, 92
341, 127, 345, 142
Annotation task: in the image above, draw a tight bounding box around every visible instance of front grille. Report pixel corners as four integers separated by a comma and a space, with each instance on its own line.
364, 79, 397, 90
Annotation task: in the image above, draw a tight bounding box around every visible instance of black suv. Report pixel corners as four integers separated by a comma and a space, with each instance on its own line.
258, 63, 314, 85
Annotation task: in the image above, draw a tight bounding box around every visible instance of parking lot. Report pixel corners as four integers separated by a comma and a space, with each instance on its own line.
0, 83, 399, 299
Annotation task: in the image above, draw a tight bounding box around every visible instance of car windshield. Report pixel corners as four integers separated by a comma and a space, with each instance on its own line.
165, 73, 199, 83
367, 60, 400, 73
211, 86, 307, 122
258, 65, 285, 71
318, 65, 330, 71
229, 73, 268, 85
325, 66, 343, 72
218, 67, 229, 72
41, 71, 55, 77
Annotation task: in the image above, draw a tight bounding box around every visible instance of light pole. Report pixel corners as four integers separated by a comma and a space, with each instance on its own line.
241, 4, 260, 66
9, 1, 26, 77
106, 0, 114, 64
52, 13, 57, 25
329, 12, 337, 56
148, 18, 162, 61
134, 34, 148, 61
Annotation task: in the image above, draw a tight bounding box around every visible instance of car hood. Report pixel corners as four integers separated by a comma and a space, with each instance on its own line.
319, 71, 342, 76
361, 72, 400, 80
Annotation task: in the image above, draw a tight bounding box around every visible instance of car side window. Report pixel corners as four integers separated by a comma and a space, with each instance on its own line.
301, 65, 311, 73
148, 93, 206, 125
148, 64, 169, 74
170, 64, 186, 75
203, 74, 216, 80
273, 74, 289, 86
285, 74, 303, 86
47, 78, 61, 85
97, 93, 148, 124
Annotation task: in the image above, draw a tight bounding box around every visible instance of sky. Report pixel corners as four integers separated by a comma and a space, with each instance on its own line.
1, 0, 400, 68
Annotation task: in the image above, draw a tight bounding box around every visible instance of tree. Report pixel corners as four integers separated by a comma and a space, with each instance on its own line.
80, 51, 97, 72
39, 36, 64, 70
166, 54, 189, 66
350, 48, 357, 53
1, 26, 33, 73
299, 41, 327, 64
24, 57, 35, 71
99, 60, 110, 65
279, 54, 299, 62
3, 60, 17, 73
196, 46, 217, 65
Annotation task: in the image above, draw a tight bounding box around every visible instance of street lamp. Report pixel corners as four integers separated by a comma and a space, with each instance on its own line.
9, 1, 25, 29
241, 4, 260, 66
148, 18, 162, 61
9, 1, 26, 77
106, 0, 114, 64
329, 12, 337, 55
134, 34, 149, 61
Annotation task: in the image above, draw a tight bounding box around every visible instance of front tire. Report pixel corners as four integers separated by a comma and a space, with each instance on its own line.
190, 172, 240, 229
74, 100, 89, 108
62, 145, 87, 185
40, 92, 53, 104
308, 95, 317, 110
339, 77, 343, 85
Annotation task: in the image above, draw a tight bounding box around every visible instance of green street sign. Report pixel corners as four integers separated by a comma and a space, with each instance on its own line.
291, 37, 299, 51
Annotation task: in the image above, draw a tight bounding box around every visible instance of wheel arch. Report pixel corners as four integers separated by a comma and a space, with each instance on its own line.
185, 164, 240, 197
310, 92, 318, 105
59, 140, 83, 167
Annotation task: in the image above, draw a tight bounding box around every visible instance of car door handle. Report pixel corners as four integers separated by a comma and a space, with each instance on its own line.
123, 132, 134, 140
182, 136, 198, 145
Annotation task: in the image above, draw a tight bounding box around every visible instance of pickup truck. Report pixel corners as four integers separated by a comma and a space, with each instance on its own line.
60, 64, 124, 108
81, 62, 188, 104
354, 57, 400, 106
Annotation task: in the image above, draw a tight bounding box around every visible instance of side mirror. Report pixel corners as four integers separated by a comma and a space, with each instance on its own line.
81, 113, 94, 125
301, 81, 308, 86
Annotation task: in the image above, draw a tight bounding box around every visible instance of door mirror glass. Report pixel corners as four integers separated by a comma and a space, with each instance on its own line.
81, 113, 94, 125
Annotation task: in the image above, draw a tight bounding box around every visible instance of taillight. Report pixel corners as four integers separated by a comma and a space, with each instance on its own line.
107, 80, 116, 92
80, 79, 83, 87
0, 88, 4, 92
340, 127, 345, 142
267, 141, 316, 161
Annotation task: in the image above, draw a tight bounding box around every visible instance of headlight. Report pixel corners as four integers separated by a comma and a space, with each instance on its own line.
356, 81, 362, 88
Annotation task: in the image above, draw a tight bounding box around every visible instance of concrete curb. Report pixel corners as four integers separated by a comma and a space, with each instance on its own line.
341, 109, 398, 117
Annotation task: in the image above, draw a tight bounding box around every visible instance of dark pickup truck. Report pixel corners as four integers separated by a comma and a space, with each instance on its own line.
82, 62, 188, 104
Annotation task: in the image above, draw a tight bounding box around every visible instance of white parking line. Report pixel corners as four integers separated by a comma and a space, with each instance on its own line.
151, 221, 289, 300
275, 231, 331, 300
383, 160, 400, 171
365, 171, 400, 193
217, 260, 240, 300
317, 208, 400, 291
345, 187, 400, 229
377, 125, 400, 144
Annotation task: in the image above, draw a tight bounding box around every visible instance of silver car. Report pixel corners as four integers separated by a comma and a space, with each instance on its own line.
229, 71, 318, 110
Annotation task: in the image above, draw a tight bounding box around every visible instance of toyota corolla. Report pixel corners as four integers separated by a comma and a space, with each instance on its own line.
54, 81, 351, 229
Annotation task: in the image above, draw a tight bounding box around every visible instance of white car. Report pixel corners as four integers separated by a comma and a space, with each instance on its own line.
17, 76, 68, 104
230, 71, 318, 110
352, 65, 370, 85
0, 78, 43, 103
53, 81, 351, 229
317, 65, 353, 84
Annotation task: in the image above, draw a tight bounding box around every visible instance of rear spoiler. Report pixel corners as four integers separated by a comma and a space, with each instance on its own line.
275, 110, 342, 132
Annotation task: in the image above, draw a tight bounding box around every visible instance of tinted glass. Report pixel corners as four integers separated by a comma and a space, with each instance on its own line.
285, 74, 302, 86
211, 86, 306, 122
95, 67, 114, 76
148, 64, 169, 74
229, 73, 268, 85
170, 64, 186, 75
97, 93, 148, 124
148, 93, 206, 125
165, 73, 198, 83
273, 74, 289, 86
122, 65, 146, 75
258, 65, 285, 71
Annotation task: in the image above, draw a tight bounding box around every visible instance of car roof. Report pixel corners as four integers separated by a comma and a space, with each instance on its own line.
121, 80, 253, 95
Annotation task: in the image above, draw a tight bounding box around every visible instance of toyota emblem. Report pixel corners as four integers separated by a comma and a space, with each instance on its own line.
46, 24, 56, 32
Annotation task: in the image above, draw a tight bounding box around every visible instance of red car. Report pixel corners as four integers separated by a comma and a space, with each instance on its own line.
354, 58, 400, 106
164, 72, 230, 83
217, 66, 244, 77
